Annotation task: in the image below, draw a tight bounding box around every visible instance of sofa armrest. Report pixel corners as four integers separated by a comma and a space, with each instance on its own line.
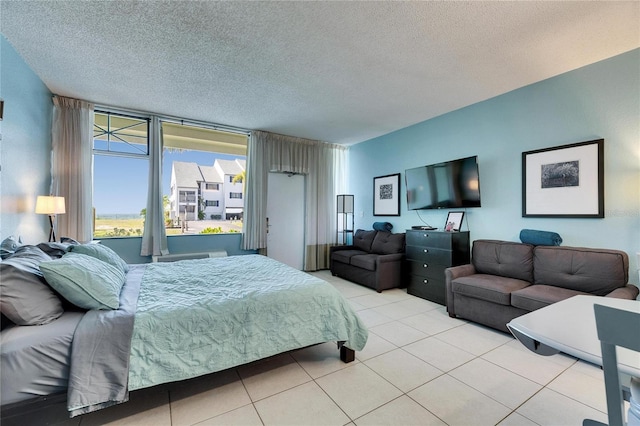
605, 284, 639, 300
445, 264, 476, 281
376, 253, 404, 263
444, 264, 476, 317
373, 253, 404, 292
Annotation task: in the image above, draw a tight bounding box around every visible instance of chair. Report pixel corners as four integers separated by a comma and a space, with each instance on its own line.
583, 304, 640, 426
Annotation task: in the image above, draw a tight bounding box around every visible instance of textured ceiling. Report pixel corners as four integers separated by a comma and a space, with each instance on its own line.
1, 1, 638, 145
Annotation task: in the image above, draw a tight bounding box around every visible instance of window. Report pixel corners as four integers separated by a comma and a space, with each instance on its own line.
94, 112, 149, 156
93, 111, 149, 238
230, 192, 243, 199
93, 109, 248, 238
179, 191, 197, 203
164, 122, 247, 233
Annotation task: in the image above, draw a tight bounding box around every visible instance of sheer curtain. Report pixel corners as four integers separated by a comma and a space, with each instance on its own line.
51, 96, 94, 242
242, 130, 347, 270
306, 142, 347, 270
140, 116, 168, 256
242, 131, 269, 251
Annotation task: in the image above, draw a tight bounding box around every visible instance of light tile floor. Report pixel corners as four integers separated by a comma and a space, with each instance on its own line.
32, 270, 616, 425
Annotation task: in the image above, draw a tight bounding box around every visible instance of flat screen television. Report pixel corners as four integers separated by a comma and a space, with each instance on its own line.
405, 156, 481, 210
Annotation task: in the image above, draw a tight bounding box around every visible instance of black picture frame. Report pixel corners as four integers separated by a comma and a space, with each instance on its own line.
445, 211, 464, 231
522, 139, 604, 218
373, 173, 401, 216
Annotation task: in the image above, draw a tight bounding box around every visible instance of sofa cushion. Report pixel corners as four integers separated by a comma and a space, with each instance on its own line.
533, 246, 629, 295
371, 232, 405, 255
511, 285, 588, 312
331, 249, 367, 265
353, 229, 377, 252
472, 240, 534, 283
350, 254, 378, 271
451, 274, 531, 306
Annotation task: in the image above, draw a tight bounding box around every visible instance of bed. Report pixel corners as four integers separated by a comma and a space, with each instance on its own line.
0, 244, 368, 418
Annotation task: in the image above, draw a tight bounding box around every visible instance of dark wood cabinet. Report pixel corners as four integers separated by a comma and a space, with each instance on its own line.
405, 230, 470, 305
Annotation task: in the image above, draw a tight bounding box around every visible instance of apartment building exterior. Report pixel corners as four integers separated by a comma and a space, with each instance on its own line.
169, 158, 245, 222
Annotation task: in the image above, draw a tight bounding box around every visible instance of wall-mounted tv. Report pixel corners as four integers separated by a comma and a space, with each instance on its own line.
405, 156, 481, 210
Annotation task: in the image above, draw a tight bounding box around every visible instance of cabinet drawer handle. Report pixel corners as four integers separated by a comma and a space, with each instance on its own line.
423, 264, 428, 268
423, 279, 429, 284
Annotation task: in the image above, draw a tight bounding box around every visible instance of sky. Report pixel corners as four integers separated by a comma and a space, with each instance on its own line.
93, 150, 243, 216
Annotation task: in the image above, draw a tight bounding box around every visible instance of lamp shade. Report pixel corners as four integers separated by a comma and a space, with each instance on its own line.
35, 196, 66, 215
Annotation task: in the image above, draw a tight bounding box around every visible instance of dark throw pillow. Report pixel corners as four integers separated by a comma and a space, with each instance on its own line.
0, 245, 64, 325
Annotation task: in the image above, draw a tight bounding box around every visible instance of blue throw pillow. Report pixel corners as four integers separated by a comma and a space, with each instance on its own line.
519, 229, 563, 246
372, 222, 393, 232
70, 243, 129, 273
40, 252, 126, 310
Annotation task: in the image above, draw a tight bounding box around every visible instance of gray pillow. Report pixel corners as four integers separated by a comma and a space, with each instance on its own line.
69, 243, 129, 273
40, 252, 126, 310
0, 246, 64, 325
37, 241, 74, 259
1, 235, 22, 259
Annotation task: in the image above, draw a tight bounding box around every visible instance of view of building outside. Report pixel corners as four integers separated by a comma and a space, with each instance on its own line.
166, 156, 246, 235
93, 151, 245, 238
92, 112, 247, 238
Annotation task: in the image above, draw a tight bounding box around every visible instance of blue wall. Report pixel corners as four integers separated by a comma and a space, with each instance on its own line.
0, 36, 53, 242
349, 49, 640, 284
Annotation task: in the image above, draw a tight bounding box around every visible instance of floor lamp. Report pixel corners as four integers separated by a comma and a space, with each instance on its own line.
35, 196, 66, 242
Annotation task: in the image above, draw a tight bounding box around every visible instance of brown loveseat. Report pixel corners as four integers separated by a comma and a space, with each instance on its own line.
330, 229, 405, 292
445, 240, 639, 333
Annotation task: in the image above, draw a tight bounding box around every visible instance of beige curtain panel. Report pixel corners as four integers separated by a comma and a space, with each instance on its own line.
51, 95, 94, 243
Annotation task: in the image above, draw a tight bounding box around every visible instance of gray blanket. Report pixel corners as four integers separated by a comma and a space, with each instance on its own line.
66, 265, 144, 417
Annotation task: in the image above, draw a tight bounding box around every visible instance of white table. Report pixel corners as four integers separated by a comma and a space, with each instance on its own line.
507, 295, 640, 377
507, 295, 640, 423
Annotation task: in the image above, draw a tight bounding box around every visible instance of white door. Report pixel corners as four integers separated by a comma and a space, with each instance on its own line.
266, 172, 305, 269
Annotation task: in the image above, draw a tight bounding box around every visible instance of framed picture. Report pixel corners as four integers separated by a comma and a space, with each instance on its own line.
445, 211, 464, 231
522, 139, 604, 218
373, 173, 400, 216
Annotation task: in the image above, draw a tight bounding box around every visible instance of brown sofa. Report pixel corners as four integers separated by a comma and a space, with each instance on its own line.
330, 229, 405, 292
445, 240, 639, 333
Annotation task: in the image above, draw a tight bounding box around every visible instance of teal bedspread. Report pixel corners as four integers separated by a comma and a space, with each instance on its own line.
128, 254, 368, 390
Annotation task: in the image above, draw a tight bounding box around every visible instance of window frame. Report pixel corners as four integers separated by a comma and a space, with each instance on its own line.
93, 110, 150, 158
93, 107, 249, 239
92, 110, 151, 239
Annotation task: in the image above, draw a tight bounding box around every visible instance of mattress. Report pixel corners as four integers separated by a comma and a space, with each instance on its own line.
0, 311, 84, 405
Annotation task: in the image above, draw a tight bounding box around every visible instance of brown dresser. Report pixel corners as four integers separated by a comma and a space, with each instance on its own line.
405, 230, 470, 305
